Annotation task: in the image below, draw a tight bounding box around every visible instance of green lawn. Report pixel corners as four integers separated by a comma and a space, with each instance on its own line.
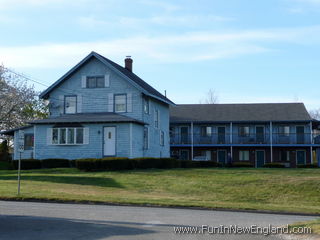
0, 168, 319, 214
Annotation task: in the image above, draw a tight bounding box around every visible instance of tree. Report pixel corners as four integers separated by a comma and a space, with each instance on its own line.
199, 88, 218, 104
0, 65, 49, 132
309, 108, 320, 120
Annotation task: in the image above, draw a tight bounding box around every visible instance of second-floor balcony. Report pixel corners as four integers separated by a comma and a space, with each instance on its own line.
170, 133, 319, 145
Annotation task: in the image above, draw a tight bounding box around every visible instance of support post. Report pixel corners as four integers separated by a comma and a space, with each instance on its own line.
18, 152, 21, 196
191, 122, 194, 161
310, 121, 313, 164
270, 121, 273, 163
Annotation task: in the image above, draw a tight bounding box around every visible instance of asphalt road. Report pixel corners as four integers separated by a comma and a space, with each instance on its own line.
0, 201, 317, 240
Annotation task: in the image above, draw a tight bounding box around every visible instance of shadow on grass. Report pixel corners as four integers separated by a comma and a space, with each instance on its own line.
0, 175, 124, 188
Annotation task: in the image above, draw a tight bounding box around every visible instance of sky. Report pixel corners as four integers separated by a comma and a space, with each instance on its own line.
0, 0, 320, 110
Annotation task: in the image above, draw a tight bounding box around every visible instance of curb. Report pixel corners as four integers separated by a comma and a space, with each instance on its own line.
1, 197, 319, 217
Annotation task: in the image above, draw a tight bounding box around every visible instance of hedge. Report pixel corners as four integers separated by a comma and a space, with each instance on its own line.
41, 159, 70, 168
12, 159, 42, 170
297, 164, 318, 168
263, 163, 286, 168
230, 161, 254, 168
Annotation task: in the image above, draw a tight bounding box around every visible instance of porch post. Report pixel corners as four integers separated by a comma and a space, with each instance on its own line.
191, 122, 194, 161
270, 121, 273, 162
230, 122, 233, 161
310, 121, 313, 164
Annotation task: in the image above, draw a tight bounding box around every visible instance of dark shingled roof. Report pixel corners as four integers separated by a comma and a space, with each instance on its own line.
170, 103, 312, 123
0, 125, 33, 136
40, 52, 174, 105
29, 112, 146, 125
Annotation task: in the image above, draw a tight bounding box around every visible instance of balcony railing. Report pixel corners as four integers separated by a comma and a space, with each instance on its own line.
170, 133, 317, 145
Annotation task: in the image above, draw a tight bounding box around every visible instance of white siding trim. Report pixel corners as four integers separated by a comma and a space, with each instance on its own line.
81, 75, 86, 88
47, 128, 52, 145
84, 127, 89, 144
127, 93, 132, 112
104, 74, 110, 87
77, 94, 82, 113
108, 93, 114, 112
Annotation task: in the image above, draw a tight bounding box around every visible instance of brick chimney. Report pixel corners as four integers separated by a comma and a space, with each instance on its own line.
125, 56, 133, 72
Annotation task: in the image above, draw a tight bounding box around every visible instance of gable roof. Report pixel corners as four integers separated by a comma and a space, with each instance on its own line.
170, 103, 312, 123
39, 51, 174, 105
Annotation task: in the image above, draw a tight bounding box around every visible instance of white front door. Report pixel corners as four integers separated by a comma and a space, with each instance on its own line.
104, 127, 116, 156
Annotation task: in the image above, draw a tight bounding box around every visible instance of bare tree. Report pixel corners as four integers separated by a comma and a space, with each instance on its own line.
309, 108, 320, 120
199, 88, 218, 104
0, 65, 48, 131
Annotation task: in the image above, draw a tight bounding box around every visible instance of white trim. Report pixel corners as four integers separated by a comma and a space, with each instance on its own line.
104, 74, 110, 87
255, 150, 265, 168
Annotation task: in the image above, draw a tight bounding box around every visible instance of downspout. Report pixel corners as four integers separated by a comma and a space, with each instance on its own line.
270, 121, 273, 163
191, 122, 194, 161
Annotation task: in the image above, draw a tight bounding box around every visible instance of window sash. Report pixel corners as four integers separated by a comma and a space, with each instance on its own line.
201, 126, 212, 137
115, 94, 127, 112
239, 151, 249, 161
279, 126, 290, 136
24, 134, 34, 150
144, 98, 149, 114
239, 126, 250, 137
280, 151, 290, 162
52, 128, 84, 145
87, 76, 104, 88
65, 96, 77, 114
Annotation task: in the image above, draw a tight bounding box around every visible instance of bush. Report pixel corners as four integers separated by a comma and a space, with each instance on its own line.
12, 159, 41, 170
75, 158, 100, 171
297, 164, 318, 168
263, 163, 286, 168
0, 140, 10, 162
178, 160, 221, 168
0, 161, 12, 170
101, 157, 133, 171
230, 161, 254, 168
41, 159, 70, 168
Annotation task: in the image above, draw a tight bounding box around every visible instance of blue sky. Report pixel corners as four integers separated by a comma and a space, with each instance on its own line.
1, 0, 320, 110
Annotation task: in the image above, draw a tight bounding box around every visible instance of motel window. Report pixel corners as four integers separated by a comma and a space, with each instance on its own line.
200, 126, 212, 137
239, 126, 250, 137
279, 126, 290, 137
114, 94, 127, 113
52, 128, 84, 145
280, 150, 290, 162
24, 134, 34, 150
239, 151, 249, 161
87, 76, 105, 88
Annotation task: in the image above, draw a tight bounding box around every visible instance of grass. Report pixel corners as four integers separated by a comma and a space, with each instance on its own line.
289, 219, 320, 235
0, 168, 319, 214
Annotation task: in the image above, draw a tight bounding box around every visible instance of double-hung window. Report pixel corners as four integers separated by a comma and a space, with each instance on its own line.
65, 96, 77, 114
24, 134, 34, 150
200, 126, 212, 137
279, 126, 290, 137
154, 110, 159, 128
239, 126, 250, 137
87, 76, 105, 88
280, 150, 290, 162
52, 128, 84, 145
114, 94, 126, 113
143, 98, 149, 114
239, 150, 249, 161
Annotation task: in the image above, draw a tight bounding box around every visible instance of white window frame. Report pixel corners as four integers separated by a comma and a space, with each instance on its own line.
86, 76, 105, 88
143, 127, 149, 150
239, 150, 250, 161
154, 109, 159, 128
52, 127, 84, 145
114, 94, 127, 113
143, 98, 149, 114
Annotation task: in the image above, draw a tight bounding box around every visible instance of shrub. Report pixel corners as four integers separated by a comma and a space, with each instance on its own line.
75, 158, 100, 171
178, 160, 220, 168
41, 159, 70, 168
297, 164, 318, 168
133, 157, 161, 169
12, 159, 41, 170
230, 161, 254, 168
263, 163, 286, 168
0, 161, 12, 170
101, 157, 133, 171
0, 140, 10, 162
